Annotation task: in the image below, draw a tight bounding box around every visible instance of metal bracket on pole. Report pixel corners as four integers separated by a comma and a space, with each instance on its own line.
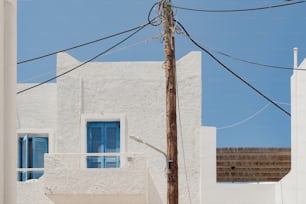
167, 160, 173, 174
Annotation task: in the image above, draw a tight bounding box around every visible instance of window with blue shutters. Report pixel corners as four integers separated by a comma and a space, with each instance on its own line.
87, 121, 120, 168
18, 135, 48, 181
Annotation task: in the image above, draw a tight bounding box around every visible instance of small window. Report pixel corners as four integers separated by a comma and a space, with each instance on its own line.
87, 121, 120, 168
18, 134, 48, 181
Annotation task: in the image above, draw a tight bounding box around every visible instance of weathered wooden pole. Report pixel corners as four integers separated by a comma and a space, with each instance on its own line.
162, 1, 178, 204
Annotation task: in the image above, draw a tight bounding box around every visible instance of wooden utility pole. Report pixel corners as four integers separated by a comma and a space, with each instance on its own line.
162, 1, 178, 204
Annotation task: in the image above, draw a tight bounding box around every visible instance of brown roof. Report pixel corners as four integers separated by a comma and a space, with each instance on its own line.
216, 148, 291, 182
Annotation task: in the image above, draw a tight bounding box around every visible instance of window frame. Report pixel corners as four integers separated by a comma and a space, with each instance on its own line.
16, 128, 54, 181
81, 114, 127, 167
87, 121, 120, 168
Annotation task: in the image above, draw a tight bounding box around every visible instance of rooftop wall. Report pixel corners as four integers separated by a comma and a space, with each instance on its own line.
282, 56, 306, 204
55, 51, 202, 203
201, 127, 278, 204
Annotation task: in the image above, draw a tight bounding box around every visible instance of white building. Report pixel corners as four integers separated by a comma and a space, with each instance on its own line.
16, 50, 306, 204
16, 51, 201, 204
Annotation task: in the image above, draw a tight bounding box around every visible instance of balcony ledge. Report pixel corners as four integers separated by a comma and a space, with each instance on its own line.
44, 153, 147, 204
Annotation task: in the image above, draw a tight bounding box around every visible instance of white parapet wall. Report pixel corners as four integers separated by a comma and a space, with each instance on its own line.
200, 127, 278, 204
281, 55, 306, 204
44, 153, 147, 204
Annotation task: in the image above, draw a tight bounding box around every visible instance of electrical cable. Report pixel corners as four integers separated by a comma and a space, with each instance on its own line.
171, 1, 306, 13
217, 103, 270, 130
175, 24, 300, 71
201, 46, 306, 71
148, 1, 163, 26
17, 24, 149, 65
175, 20, 291, 116
18, 34, 162, 83
17, 23, 150, 94
274, 101, 290, 106
18, 2, 162, 65
96, 33, 163, 57
217, 100, 290, 130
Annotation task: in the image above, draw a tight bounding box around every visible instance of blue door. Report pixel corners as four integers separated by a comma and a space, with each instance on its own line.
87, 121, 120, 168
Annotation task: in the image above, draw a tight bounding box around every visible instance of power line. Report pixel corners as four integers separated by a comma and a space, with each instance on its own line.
176, 20, 291, 116
204, 45, 306, 71
201, 46, 305, 71
176, 24, 302, 71
175, 27, 305, 71
17, 23, 150, 94
18, 2, 162, 65
102, 33, 162, 56
171, 1, 306, 13
148, 1, 163, 26
217, 100, 290, 130
17, 24, 149, 65
217, 103, 270, 130
18, 34, 162, 83
274, 101, 290, 106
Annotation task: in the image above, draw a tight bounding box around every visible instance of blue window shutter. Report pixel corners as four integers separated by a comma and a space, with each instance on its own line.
22, 135, 29, 168
21, 135, 29, 181
32, 137, 48, 168
104, 122, 120, 168
32, 137, 48, 179
18, 138, 22, 181
87, 123, 103, 168
18, 137, 23, 168
87, 121, 120, 168
18, 135, 48, 181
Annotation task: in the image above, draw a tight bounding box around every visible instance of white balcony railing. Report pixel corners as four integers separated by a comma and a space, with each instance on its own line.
16, 168, 45, 182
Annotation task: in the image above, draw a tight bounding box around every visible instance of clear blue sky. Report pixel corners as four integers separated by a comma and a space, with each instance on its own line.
17, 0, 306, 147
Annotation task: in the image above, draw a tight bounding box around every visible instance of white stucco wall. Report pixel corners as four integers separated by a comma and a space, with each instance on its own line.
44, 154, 147, 204
17, 178, 53, 204
17, 84, 57, 130
280, 57, 306, 204
16, 51, 202, 204
55, 51, 202, 204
